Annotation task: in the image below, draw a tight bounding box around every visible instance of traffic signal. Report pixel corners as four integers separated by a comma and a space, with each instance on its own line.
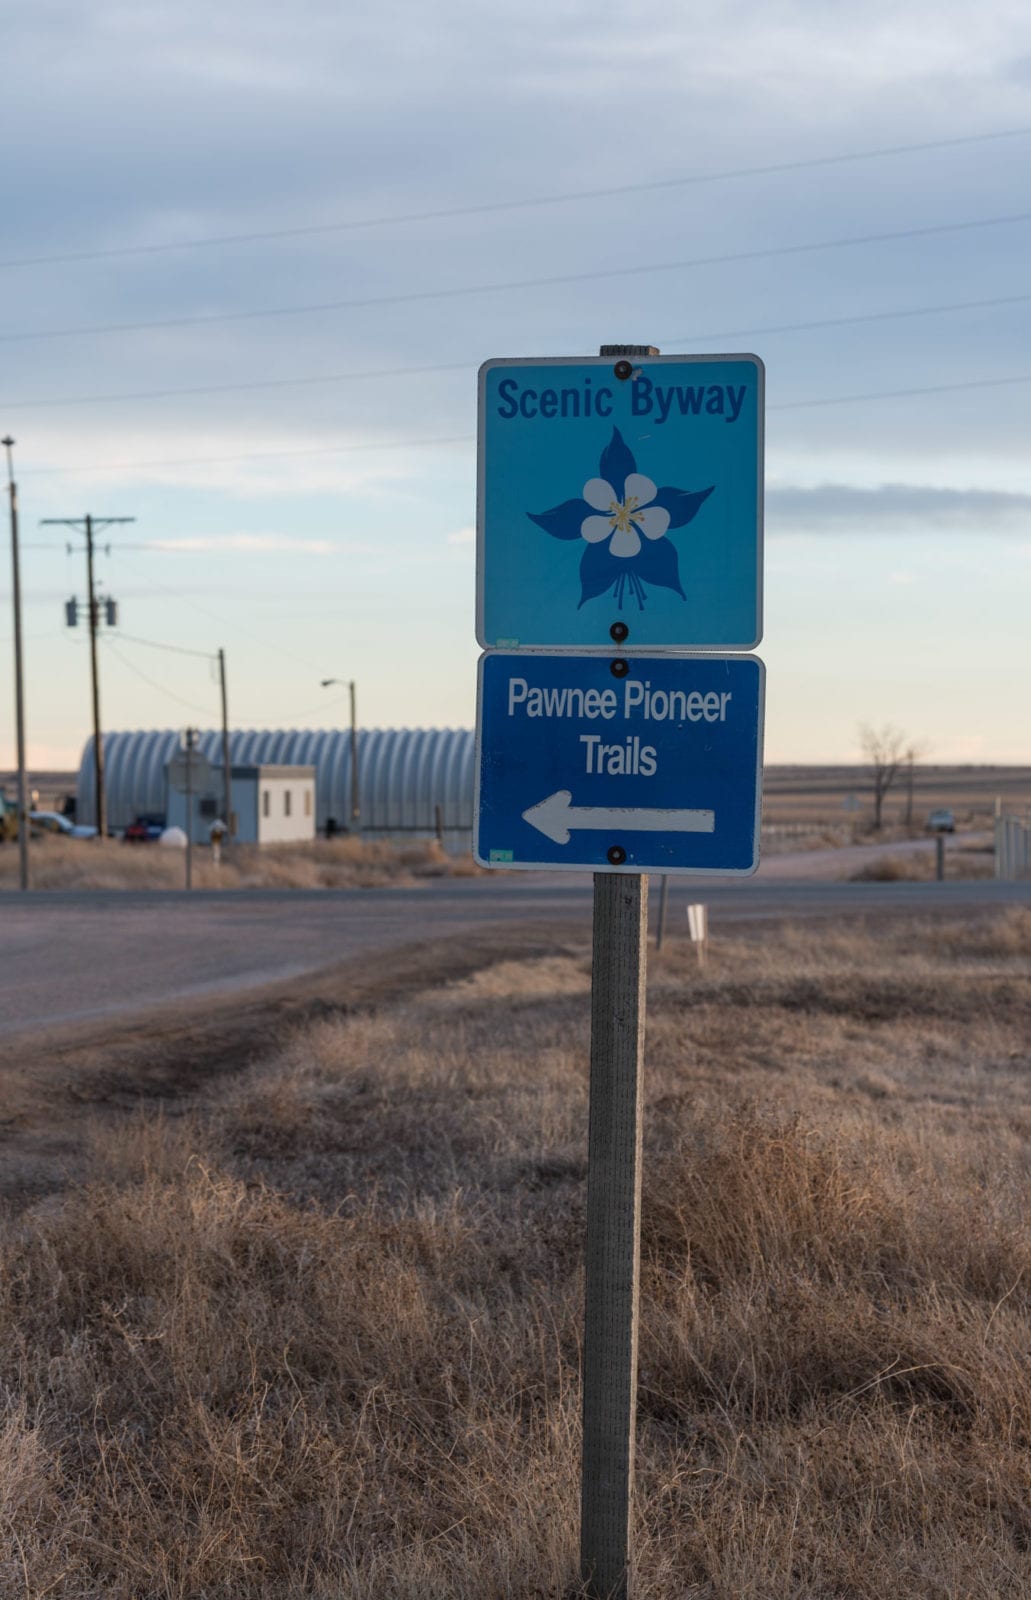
65, 598, 78, 627
105, 598, 118, 626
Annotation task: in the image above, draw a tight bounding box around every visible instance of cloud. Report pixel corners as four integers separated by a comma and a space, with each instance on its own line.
768, 482, 1031, 532
446, 526, 475, 545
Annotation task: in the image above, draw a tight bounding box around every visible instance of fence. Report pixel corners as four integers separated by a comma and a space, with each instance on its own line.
994, 815, 1031, 880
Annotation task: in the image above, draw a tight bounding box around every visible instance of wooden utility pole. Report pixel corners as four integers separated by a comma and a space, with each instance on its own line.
218, 648, 232, 838
3, 437, 30, 890
350, 679, 360, 829
84, 516, 106, 837
42, 511, 135, 834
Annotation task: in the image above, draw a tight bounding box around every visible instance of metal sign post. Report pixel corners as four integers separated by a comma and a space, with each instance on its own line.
475, 339, 765, 1598
184, 731, 194, 891
168, 732, 214, 892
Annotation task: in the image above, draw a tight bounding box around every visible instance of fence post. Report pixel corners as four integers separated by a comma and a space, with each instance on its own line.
654, 874, 669, 950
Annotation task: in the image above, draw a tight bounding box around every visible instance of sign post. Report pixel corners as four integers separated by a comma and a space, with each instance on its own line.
581, 869, 647, 1600
475, 341, 764, 1598
167, 731, 212, 892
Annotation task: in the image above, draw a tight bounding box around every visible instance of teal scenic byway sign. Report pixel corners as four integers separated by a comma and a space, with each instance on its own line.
476, 353, 764, 651
475, 651, 764, 874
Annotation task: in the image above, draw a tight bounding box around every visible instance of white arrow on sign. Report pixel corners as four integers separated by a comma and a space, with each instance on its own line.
522, 789, 715, 846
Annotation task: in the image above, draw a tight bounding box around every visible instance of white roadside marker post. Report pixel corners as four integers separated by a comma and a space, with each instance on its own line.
655, 874, 670, 951
687, 902, 709, 969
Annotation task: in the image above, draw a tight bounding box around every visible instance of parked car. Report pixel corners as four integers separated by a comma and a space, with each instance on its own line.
29, 810, 98, 840
926, 808, 955, 833
0, 789, 16, 843
123, 813, 167, 843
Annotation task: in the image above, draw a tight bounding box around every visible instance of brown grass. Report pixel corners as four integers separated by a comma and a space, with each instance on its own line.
1, 912, 1030, 1595
849, 847, 994, 882
0, 834, 482, 891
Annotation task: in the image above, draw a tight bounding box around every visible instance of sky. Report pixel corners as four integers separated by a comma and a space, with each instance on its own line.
2, 0, 1031, 769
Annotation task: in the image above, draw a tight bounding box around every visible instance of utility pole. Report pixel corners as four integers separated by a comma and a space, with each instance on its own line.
42, 512, 134, 835
218, 648, 232, 838
3, 437, 30, 890
350, 679, 360, 830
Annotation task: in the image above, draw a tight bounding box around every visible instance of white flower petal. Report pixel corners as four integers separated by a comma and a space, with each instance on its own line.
634, 505, 671, 541
609, 526, 641, 558
581, 515, 614, 543
623, 473, 657, 508
582, 477, 617, 512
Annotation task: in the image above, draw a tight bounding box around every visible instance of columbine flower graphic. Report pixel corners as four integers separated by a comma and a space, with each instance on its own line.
528, 427, 714, 610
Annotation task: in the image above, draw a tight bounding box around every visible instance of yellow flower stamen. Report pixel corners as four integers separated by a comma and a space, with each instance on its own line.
608, 495, 640, 533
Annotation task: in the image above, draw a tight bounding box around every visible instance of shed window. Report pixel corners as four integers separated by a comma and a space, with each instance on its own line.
304, 789, 312, 817
262, 790, 270, 818
284, 789, 292, 817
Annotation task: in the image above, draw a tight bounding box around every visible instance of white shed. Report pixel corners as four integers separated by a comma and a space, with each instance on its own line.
165, 763, 316, 845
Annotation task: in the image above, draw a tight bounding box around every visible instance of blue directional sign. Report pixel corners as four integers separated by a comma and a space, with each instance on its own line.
477, 354, 763, 652
475, 652, 764, 874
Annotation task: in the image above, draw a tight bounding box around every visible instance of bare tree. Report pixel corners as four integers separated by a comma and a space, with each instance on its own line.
860, 723, 909, 831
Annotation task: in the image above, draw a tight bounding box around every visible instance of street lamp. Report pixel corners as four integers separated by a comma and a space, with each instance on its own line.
320, 678, 360, 830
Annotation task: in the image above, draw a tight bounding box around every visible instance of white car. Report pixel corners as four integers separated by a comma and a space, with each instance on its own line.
29, 810, 98, 840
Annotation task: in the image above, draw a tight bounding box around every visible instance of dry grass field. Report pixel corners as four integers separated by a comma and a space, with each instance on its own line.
0, 834, 480, 891
762, 765, 1031, 830
1, 911, 1029, 1597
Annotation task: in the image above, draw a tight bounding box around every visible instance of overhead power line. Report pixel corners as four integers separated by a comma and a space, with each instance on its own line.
17, 368, 1031, 480
0, 125, 1027, 273
102, 635, 218, 715
3, 207, 1030, 346
21, 434, 469, 476
5, 290, 1031, 412
115, 630, 217, 660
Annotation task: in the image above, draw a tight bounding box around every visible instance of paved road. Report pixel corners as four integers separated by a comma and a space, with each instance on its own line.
2, 876, 1029, 1040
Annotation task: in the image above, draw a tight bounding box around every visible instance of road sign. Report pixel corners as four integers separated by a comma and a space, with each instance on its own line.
475, 651, 764, 874
167, 747, 214, 794
477, 353, 763, 652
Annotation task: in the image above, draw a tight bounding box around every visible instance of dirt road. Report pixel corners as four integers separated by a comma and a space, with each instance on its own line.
2, 869, 1027, 1041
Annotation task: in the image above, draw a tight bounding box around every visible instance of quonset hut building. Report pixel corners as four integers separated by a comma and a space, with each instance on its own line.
76, 728, 476, 846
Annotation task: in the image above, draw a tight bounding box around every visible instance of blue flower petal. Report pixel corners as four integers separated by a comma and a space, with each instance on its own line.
652, 484, 715, 528
634, 536, 686, 599
578, 540, 622, 607
527, 498, 592, 541
599, 427, 636, 499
